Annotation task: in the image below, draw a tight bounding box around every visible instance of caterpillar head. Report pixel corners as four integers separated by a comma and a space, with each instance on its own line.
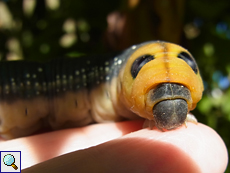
119, 41, 203, 130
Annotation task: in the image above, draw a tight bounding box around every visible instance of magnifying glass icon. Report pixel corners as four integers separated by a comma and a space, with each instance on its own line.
3, 154, 18, 170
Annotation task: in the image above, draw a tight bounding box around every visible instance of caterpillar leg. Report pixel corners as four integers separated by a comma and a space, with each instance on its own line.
143, 112, 198, 130
184, 112, 198, 127
142, 119, 156, 129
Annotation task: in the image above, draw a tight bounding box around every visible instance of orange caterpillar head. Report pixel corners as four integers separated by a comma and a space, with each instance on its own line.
118, 41, 203, 130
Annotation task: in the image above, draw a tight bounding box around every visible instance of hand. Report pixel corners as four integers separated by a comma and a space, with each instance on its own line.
1, 120, 228, 173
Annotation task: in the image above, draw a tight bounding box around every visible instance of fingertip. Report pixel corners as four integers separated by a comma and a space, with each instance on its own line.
123, 122, 228, 173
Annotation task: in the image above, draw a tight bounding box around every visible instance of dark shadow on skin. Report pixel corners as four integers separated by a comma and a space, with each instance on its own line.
22, 136, 201, 173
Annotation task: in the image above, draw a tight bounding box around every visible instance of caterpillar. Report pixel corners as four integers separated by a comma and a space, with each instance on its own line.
0, 41, 204, 139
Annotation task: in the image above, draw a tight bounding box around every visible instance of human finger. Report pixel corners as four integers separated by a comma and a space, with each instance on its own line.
22, 123, 228, 173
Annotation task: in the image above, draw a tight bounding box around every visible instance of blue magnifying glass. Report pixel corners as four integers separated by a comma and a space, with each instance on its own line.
3, 154, 18, 170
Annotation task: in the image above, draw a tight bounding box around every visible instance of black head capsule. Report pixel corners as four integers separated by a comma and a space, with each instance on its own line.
153, 99, 188, 130
151, 83, 192, 130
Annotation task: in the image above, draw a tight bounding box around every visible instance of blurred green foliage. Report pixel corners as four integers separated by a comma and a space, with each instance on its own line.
0, 0, 120, 61
0, 0, 230, 171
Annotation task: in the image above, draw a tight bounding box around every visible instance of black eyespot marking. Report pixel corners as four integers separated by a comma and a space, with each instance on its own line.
178, 52, 198, 74
131, 55, 154, 78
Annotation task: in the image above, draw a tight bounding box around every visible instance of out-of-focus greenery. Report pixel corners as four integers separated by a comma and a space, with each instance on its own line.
0, 0, 120, 61
185, 2, 230, 172
0, 0, 230, 171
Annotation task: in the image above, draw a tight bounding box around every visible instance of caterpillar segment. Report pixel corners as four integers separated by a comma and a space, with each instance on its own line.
0, 41, 203, 139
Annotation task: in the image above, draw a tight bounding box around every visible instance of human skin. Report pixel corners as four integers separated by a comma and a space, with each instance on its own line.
0, 120, 228, 173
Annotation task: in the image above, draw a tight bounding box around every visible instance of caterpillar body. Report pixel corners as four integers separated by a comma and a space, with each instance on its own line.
0, 41, 203, 139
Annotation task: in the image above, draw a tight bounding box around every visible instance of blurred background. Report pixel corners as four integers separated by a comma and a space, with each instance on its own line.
0, 0, 229, 171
